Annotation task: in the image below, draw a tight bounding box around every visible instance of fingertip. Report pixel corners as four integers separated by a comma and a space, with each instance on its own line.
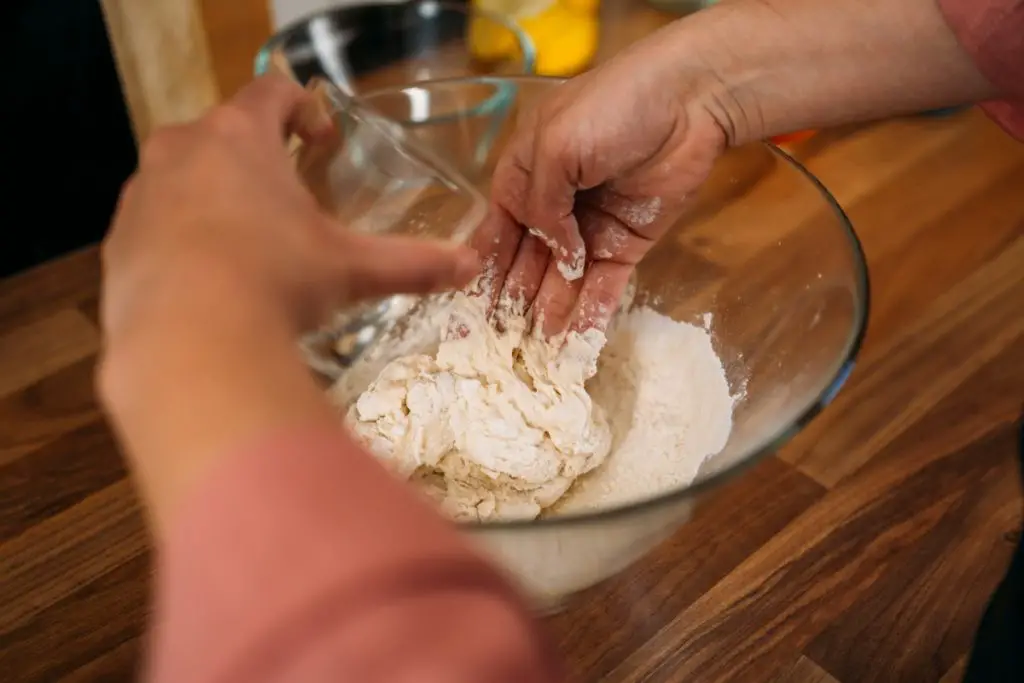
291, 84, 335, 144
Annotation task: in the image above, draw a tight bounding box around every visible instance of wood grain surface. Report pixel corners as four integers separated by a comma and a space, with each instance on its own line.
3, 1, 1023, 681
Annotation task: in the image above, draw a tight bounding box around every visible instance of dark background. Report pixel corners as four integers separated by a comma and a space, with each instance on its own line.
1, 0, 137, 277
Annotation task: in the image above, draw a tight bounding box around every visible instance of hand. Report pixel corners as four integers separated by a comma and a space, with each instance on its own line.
474, 0, 998, 338
98, 75, 478, 530
472, 30, 729, 336
102, 75, 478, 353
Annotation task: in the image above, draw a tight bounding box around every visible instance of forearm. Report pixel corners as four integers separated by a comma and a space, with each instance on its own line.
99, 275, 338, 535
148, 426, 556, 682
672, 0, 1000, 144
99, 288, 558, 682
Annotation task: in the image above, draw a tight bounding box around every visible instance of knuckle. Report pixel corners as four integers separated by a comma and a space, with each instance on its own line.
205, 104, 256, 138
537, 104, 575, 155
492, 158, 529, 216
536, 125, 569, 166
514, 95, 546, 131
258, 72, 303, 100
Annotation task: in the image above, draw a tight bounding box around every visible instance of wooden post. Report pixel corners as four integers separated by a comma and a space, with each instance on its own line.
99, 0, 221, 142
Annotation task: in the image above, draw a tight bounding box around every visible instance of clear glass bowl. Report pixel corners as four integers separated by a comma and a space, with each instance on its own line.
322, 75, 870, 611
255, 0, 535, 126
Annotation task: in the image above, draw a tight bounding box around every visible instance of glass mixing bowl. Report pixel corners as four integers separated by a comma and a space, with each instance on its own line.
309, 75, 869, 612
255, 0, 535, 125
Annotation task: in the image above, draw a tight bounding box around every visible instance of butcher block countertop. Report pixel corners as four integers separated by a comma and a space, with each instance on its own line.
2, 2, 1023, 681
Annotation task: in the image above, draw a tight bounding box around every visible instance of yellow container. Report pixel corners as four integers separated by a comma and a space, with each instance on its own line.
471, 0, 600, 76
562, 0, 601, 13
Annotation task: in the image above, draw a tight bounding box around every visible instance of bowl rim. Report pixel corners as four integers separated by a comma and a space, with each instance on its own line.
254, 0, 538, 89
349, 74, 872, 531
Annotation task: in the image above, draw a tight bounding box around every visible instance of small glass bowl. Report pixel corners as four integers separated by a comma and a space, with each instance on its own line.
293, 79, 487, 378
341, 76, 870, 612
255, 0, 535, 126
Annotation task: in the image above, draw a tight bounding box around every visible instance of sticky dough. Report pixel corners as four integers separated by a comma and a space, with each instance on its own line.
341, 293, 613, 522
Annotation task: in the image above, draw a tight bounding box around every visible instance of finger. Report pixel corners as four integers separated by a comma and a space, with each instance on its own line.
230, 73, 334, 143
525, 130, 587, 282
568, 261, 634, 334
575, 203, 652, 266
533, 259, 585, 338
297, 79, 338, 143
338, 233, 480, 303
583, 185, 677, 245
468, 204, 523, 307
495, 234, 549, 330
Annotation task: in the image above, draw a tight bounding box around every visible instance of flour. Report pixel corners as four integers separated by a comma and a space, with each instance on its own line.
554, 307, 734, 514
621, 195, 662, 227
332, 292, 735, 521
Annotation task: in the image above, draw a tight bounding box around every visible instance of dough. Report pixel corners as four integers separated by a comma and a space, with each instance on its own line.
341, 293, 612, 522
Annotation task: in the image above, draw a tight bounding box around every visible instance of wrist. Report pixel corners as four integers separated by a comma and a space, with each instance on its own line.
636, 2, 775, 147
662, 0, 998, 146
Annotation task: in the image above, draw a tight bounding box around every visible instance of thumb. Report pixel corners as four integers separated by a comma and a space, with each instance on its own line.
337, 233, 480, 303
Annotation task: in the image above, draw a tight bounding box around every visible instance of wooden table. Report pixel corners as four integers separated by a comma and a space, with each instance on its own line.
4, 3, 1024, 682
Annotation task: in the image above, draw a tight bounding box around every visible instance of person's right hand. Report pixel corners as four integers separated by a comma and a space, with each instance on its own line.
472, 27, 732, 336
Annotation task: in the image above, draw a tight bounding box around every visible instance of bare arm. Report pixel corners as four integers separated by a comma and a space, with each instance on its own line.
479, 0, 1019, 334
674, 0, 1001, 145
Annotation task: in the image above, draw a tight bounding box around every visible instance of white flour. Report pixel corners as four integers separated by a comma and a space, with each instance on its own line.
555, 307, 735, 514
331, 295, 735, 520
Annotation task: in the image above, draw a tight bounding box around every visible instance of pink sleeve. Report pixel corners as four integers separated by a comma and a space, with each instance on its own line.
146, 427, 560, 683
939, 0, 1024, 139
